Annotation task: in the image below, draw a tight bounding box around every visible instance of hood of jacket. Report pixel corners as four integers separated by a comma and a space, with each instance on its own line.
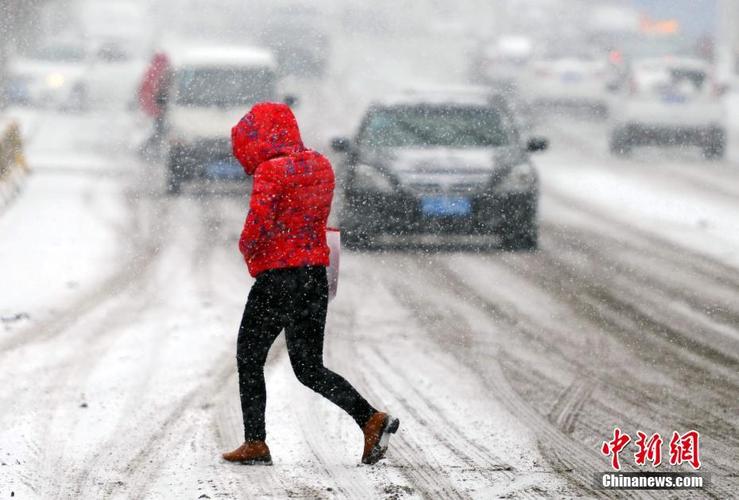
231, 102, 305, 176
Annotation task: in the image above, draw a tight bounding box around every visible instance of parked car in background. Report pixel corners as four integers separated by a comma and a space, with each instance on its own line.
522, 47, 609, 116
609, 57, 726, 159
331, 87, 548, 250
163, 45, 288, 193
79, 0, 153, 61
259, 6, 330, 78
469, 35, 533, 92
6, 40, 91, 110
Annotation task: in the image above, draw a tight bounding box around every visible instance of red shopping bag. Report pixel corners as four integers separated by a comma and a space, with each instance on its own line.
326, 227, 340, 301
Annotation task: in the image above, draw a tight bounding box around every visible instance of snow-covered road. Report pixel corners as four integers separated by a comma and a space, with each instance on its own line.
2, 25, 739, 500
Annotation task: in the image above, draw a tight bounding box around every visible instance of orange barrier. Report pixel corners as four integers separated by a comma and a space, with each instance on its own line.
0, 122, 27, 179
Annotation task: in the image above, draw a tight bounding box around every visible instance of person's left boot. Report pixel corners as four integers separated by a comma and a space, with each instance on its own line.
362, 411, 400, 465
222, 441, 273, 465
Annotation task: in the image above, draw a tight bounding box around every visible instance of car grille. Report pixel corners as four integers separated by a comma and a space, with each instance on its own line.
192, 138, 232, 159
399, 171, 490, 195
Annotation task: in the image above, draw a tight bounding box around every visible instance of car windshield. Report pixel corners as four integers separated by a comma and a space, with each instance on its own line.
175, 67, 275, 107
359, 106, 511, 148
28, 45, 86, 62
634, 61, 709, 95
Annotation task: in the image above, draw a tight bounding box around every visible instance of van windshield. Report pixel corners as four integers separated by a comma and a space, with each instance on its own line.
175, 67, 274, 107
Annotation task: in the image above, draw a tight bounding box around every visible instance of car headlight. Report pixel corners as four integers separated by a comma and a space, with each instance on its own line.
46, 73, 66, 89
495, 162, 537, 193
352, 164, 394, 193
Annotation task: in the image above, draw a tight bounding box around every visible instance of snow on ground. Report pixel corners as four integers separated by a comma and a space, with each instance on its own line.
540, 152, 739, 268
537, 112, 739, 270
0, 111, 135, 339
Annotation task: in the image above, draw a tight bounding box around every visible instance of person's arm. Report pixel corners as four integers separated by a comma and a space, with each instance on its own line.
239, 163, 283, 262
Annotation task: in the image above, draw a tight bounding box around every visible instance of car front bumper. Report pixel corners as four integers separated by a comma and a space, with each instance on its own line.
341, 189, 537, 235
169, 140, 244, 180
615, 123, 725, 146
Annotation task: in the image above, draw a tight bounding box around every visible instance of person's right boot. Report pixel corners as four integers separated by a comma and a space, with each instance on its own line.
362, 411, 400, 465
222, 441, 273, 465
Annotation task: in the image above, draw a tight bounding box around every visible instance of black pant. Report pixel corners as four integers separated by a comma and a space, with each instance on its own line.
237, 266, 376, 442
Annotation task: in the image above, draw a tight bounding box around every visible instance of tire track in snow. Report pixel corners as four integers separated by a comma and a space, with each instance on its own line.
329, 260, 559, 499
507, 239, 739, 390
50, 193, 238, 498
0, 193, 171, 498
375, 261, 613, 499
210, 368, 324, 500
547, 378, 596, 435
50, 195, 209, 498
88, 194, 254, 499
433, 243, 737, 498
433, 251, 737, 497
544, 189, 739, 309
327, 287, 470, 498
0, 190, 166, 355
288, 366, 382, 499
22, 266, 164, 498
359, 347, 555, 500
367, 347, 517, 476
539, 205, 739, 346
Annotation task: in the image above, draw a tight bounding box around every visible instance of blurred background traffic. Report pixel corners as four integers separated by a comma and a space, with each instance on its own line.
2, 0, 737, 251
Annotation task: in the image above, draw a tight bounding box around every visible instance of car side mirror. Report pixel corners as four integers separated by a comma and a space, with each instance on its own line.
283, 94, 299, 107
526, 137, 549, 153
331, 136, 352, 153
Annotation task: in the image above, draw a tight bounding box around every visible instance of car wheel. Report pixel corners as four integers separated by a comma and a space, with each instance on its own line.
342, 227, 372, 250
70, 83, 88, 112
702, 129, 726, 160
500, 225, 538, 251
499, 198, 538, 251
610, 130, 632, 157
167, 154, 185, 195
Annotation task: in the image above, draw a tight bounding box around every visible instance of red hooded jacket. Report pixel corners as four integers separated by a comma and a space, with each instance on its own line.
232, 102, 335, 278
138, 52, 171, 118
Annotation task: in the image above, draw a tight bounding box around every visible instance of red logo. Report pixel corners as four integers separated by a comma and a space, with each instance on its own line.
601, 429, 701, 470
669, 431, 701, 469
601, 428, 631, 470
634, 431, 663, 467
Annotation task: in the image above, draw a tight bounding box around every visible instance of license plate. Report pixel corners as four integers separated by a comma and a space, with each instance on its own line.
421, 196, 472, 217
562, 72, 582, 83
206, 160, 244, 180
662, 93, 687, 104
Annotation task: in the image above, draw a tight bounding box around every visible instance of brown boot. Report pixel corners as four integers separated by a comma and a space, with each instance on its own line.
222, 441, 273, 465
362, 412, 399, 465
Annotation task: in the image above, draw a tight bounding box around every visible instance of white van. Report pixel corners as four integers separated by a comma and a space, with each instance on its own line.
163, 45, 281, 193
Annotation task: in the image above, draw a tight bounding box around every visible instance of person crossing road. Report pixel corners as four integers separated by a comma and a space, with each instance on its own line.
222, 102, 399, 466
